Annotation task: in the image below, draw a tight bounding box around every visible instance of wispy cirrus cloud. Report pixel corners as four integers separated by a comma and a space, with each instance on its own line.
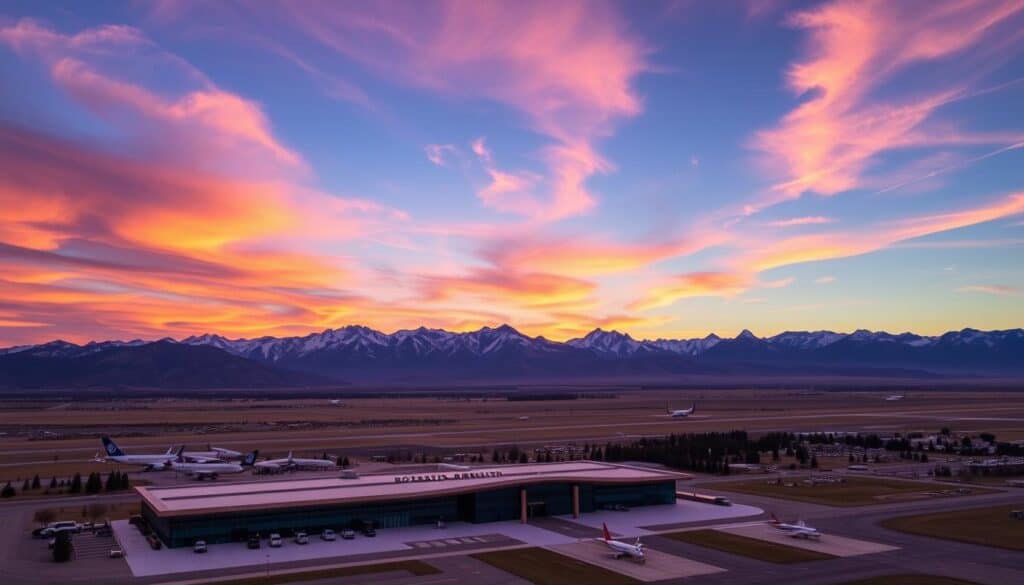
769, 216, 835, 227
424, 143, 457, 166
750, 0, 1023, 209
956, 284, 1020, 296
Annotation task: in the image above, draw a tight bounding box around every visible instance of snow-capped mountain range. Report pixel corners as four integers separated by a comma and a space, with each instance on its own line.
1, 325, 1022, 388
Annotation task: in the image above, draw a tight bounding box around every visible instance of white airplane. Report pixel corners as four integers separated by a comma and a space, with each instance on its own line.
329, 399, 342, 406
173, 446, 243, 462
769, 513, 821, 539
168, 448, 258, 480
667, 403, 696, 418
98, 436, 176, 470
601, 523, 645, 563
255, 451, 336, 472
885, 394, 905, 401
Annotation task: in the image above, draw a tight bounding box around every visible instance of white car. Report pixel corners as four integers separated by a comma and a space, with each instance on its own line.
269, 533, 282, 547
193, 540, 207, 553
42, 521, 82, 536
340, 529, 355, 539
320, 529, 337, 541
294, 532, 309, 545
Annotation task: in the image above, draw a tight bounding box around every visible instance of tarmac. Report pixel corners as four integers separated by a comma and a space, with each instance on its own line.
548, 538, 725, 581
716, 522, 899, 557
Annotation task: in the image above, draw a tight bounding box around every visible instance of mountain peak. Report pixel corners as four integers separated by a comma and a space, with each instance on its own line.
736, 329, 758, 340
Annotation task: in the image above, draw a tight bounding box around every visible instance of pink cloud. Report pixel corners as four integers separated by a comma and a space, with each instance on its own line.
424, 144, 456, 166
160, 1, 650, 222
956, 284, 1020, 296
769, 216, 835, 227
750, 0, 1023, 208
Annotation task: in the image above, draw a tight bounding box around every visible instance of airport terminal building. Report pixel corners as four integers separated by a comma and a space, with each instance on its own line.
137, 461, 686, 547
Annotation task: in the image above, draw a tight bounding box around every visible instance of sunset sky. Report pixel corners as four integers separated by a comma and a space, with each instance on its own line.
1, 0, 1022, 346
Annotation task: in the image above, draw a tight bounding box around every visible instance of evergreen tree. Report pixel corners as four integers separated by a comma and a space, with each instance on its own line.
1, 482, 14, 498
69, 473, 82, 494
32, 474, 41, 489
22, 479, 30, 491
49, 476, 57, 489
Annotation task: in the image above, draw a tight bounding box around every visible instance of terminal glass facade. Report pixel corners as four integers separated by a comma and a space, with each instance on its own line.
145, 480, 675, 548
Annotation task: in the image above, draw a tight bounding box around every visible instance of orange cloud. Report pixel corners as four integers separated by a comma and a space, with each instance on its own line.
630, 272, 750, 311
769, 216, 834, 227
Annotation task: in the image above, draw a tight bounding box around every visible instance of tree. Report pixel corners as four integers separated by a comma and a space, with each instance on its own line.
518, 452, 529, 464
49, 477, 57, 489
22, 479, 30, 491
34, 508, 56, 526
69, 473, 82, 494
341, 456, 350, 468
32, 474, 41, 489
1, 482, 14, 498
120, 473, 130, 490
52, 530, 72, 562
85, 472, 102, 494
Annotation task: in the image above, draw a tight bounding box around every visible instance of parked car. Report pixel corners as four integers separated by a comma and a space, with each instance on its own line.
193, 540, 207, 553
42, 521, 82, 537
294, 532, 309, 545
247, 535, 261, 549
269, 533, 282, 548
109, 548, 124, 559
362, 526, 376, 537
321, 529, 337, 541
340, 529, 355, 540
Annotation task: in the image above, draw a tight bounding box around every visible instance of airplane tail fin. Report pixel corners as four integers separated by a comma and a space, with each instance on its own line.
769, 512, 779, 524
287, 451, 294, 462
175, 445, 185, 462
691, 403, 696, 414
101, 436, 125, 457
602, 522, 612, 541
241, 450, 259, 466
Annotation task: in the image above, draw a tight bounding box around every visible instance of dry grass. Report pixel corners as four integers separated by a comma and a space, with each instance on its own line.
839, 576, 980, 585
663, 529, 835, 563
881, 504, 1024, 551
194, 560, 439, 585
703, 476, 992, 506
3, 389, 1024, 481
472, 547, 642, 585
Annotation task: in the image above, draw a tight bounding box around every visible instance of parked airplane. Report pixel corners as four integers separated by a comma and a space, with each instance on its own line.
667, 403, 696, 418
254, 451, 336, 472
173, 446, 243, 462
601, 523, 645, 563
885, 394, 905, 401
168, 448, 258, 480
97, 436, 176, 470
769, 514, 821, 539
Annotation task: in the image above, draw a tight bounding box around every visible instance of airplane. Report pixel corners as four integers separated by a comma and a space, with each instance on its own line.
769, 513, 822, 539
601, 523, 645, 563
885, 394, 905, 401
329, 399, 342, 406
97, 436, 177, 470
173, 446, 243, 462
667, 403, 696, 418
167, 447, 258, 480
254, 451, 336, 472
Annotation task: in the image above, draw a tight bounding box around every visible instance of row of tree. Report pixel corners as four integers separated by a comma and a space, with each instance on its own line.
1, 471, 131, 499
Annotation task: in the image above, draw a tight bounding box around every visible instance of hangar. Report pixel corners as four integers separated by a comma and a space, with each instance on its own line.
137, 461, 686, 547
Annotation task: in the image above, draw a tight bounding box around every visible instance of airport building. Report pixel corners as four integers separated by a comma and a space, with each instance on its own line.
137, 461, 686, 547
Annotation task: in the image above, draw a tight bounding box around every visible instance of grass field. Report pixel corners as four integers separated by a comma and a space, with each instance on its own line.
662, 529, 835, 563
703, 476, 987, 506
195, 560, 439, 585
881, 504, 1024, 551
4, 389, 1024, 481
839, 575, 981, 585
472, 546, 642, 585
